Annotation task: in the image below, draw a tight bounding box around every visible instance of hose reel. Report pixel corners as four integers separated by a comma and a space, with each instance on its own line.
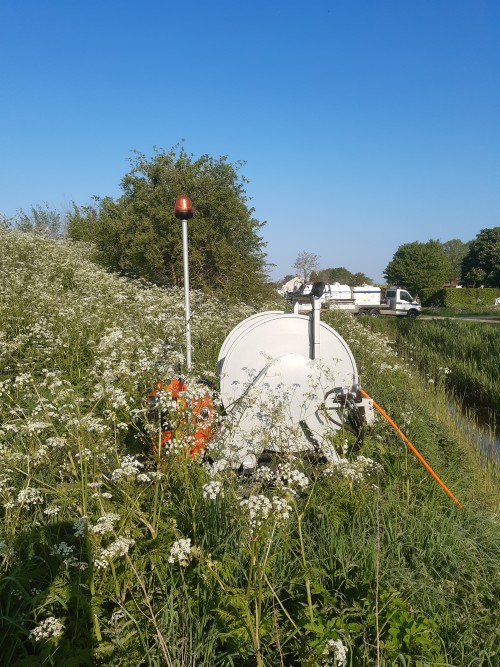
217, 298, 374, 469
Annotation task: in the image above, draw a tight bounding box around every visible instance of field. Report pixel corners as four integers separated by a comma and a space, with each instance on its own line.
0, 230, 499, 666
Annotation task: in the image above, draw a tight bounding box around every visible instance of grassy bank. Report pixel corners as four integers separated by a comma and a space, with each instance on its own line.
1, 231, 499, 666
358, 316, 500, 433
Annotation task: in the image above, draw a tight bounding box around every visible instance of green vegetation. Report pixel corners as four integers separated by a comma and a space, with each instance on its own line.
420, 287, 500, 310
461, 227, 500, 288
383, 240, 452, 294
0, 230, 499, 666
383, 230, 499, 293
359, 316, 500, 431
316, 267, 374, 286
12, 202, 64, 239
66, 145, 271, 303
422, 306, 500, 318
441, 239, 470, 282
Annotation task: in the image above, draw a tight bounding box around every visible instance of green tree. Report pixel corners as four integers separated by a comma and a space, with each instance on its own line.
318, 266, 373, 285
461, 227, 500, 287
384, 240, 452, 293
67, 146, 269, 301
351, 271, 373, 285
442, 238, 470, 281
66, 201, 99, 243
309, 270, 319, 282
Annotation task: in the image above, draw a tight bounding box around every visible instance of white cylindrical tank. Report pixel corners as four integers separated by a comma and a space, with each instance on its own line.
216, 310, 360, 467
328, 283, 352, 300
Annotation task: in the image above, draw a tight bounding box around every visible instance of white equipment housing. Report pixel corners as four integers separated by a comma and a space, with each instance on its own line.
217, 298, 374, 469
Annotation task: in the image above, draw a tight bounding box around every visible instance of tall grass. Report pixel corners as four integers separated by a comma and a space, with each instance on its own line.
359, 317, 500, 432
0, 230, 499, 666
324, 312, 499, 490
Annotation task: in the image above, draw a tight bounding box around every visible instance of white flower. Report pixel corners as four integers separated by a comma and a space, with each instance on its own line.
323, 455, 382, 483
24, 420, 51, 434
276, 462, 310, 495
203, 480, 223, 500
271, 496, 292, 520
240, 494, 273, 533
50, 542, 87, 569
90, 513, 120, 535
14, 372, 32, 387
168, 538, 192, 566
75, 448, 93, 461
29, 616, 65, 642
111, 455, 144, 482
252, 465, 275, 485
73, 516, 88, 537
203, 458, 230, 477
94, 537, 135, 569
322, 638, 348, 666
43, 505, 61, 516
17, 487, 44, 506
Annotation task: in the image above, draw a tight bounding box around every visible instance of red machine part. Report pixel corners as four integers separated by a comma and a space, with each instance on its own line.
148, 378, 215, 457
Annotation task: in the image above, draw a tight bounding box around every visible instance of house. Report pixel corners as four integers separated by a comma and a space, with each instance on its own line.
280, 276, 303, 295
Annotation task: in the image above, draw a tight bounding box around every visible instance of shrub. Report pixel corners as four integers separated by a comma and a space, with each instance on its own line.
421, 286, 500, 308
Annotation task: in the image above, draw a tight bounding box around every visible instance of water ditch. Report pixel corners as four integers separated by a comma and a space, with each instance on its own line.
449, 402, 500, 459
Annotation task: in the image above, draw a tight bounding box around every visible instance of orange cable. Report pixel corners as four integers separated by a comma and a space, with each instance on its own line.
360, 389, 462, 509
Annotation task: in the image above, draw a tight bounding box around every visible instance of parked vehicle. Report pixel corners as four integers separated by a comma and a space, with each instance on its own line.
288, 282, 421, 318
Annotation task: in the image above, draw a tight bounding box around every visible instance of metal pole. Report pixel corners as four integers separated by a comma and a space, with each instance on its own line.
174, 196, 194, 373
311, 296, 321, 360
181, 217, 192, 372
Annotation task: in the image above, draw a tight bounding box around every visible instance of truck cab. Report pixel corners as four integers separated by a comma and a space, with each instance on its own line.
385, 287, 421, 317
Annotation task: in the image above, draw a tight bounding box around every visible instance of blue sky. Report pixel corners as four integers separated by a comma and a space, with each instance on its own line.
1, 0, 499, 282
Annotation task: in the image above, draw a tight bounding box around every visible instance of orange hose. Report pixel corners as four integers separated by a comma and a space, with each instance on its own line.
360, 389, 462, 509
